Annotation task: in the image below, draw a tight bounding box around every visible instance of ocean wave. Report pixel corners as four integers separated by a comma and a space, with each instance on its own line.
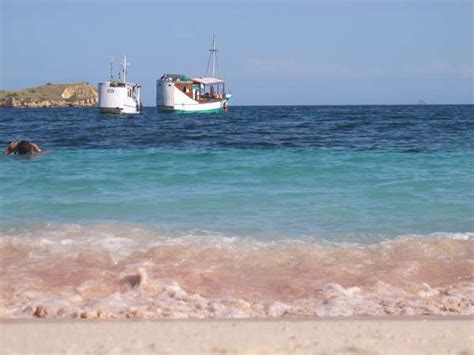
0, 224, 472, 319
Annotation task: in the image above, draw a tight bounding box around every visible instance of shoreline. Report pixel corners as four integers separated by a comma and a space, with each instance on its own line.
1, 227, 472, 319
1, 317, 473, 354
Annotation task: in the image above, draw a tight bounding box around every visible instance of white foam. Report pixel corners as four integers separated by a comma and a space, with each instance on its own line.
1, 223, 473, 319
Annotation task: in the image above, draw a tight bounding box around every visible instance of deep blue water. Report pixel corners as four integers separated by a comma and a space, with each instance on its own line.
1, 105, 473, 242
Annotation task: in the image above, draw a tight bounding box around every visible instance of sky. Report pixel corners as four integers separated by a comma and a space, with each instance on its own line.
0, 0, 472, 105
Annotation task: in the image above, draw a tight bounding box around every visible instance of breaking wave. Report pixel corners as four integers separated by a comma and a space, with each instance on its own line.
0, 224, 472, 319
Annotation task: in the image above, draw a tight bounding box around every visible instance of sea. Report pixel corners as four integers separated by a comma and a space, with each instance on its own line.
0, 105, 472, 319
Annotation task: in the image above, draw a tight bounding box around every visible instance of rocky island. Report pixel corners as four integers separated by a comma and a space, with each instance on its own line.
0, 82, 98, 108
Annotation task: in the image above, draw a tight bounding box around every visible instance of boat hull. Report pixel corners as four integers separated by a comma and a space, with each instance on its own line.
98, 82, 141, 114
158, 99, 228, 113
156, 79, 230, 113
99, 105, 140, 114
99, 107, 123, 114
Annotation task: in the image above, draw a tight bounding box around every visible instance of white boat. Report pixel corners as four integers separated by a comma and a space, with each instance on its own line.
98, 55, 142, 114
156, 36, 232, 113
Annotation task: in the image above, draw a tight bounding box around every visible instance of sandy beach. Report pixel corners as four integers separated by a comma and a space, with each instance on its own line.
1, 317, 473, 354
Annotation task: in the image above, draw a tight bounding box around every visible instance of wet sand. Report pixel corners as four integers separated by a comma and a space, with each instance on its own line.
1, 317, 473, 354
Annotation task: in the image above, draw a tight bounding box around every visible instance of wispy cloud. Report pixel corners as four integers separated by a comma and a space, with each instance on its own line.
244, 57, 474, 80
243, 57, 362, 80
411, 64, 474, 79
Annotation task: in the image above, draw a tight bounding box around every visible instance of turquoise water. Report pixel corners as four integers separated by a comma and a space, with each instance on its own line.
1, 146, 472, 241
1, 105, 473, 242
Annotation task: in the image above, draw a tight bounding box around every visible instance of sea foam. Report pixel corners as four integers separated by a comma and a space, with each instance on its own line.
0, 223, 472, 319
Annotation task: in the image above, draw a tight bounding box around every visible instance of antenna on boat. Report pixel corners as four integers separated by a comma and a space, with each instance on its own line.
119, 54, 130, 83
206, 35, 220, 78
109, 57, 114, 80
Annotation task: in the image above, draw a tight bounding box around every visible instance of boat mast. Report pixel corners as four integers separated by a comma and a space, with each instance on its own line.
110, 57, 114, 80
120, 55, 129, 83
206, 35, 219, 78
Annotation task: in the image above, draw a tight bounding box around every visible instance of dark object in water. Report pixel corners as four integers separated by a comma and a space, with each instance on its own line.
3, 140, 42, 156
16, 140, 34, 154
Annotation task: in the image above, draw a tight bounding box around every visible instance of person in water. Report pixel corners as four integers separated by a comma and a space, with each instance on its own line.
3, 140, 43, 156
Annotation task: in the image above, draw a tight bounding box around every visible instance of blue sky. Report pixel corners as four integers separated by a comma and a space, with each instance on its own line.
1, 0, 472, 105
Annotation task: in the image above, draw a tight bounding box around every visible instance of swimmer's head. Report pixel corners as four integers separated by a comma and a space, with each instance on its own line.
8, 140, 19, 149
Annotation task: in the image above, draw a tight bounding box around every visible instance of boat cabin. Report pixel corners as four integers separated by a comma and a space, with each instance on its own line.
158, 74, 226, 102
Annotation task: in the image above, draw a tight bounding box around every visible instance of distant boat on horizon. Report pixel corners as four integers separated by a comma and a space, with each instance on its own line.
156, 36, 232, 113
98, 55, 142, 114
